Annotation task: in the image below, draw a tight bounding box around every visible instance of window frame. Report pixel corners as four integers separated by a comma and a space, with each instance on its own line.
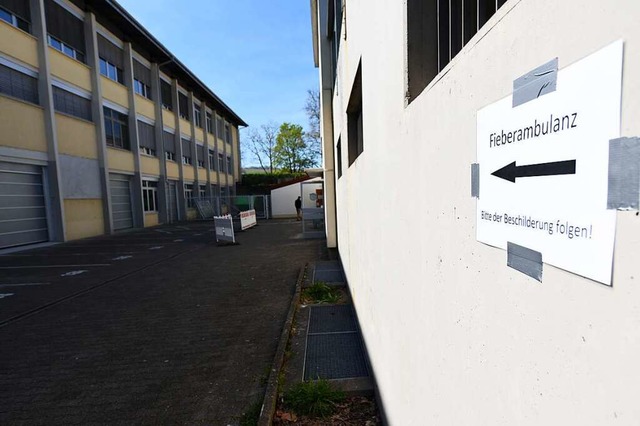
184, 183, 195, 208
48, 34, 84, 62
0, 6, 30, 33
134, 79, 151, 99
142, 180, 159, 212
103, 106, 130, 150
99, 57, 124, 84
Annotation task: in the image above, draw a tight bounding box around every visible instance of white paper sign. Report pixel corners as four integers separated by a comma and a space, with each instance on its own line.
476, 41, 623, 285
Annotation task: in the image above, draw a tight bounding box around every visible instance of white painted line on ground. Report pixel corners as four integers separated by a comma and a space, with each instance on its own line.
0, 293, 14, 299
155, 229, 172, 234
173, 239, 184, 242
0, 264, 110, 269
149, 246, 164, 250
112, 255, 133, 261
0, 283, 50, 288
60, 270, 88, 277
193, 233, 203, 236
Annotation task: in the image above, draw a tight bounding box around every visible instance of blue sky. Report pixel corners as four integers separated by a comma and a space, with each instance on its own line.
117, 0, 318, 165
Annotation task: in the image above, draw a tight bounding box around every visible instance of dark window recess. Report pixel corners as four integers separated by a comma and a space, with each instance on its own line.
184, 183, 194, 208
44, 0, 85, 62
206, 112, 213, 134
347, 63, 363, 166
98, 35, 124, 84
181, 138, 192, 165
211, 184, 218, 197
142, 180, 158, 212
226, 156, 232, 175
161, 80, 173, 110
208, 149, 215, 170
196, 144, 205, 167
216, 116, 224, 138
199, 185, 206, 199
0, 64, 38, 104
336, 138, 342, 179
0, 1, 31, 32
133, 60, 152, 100
218, 153, 224, 171
178, 93, 189, 120
224, 123, 231, 143
194, 104, 202, 128
52, 86, 91, 121
327, 0, 343, 84
163, 131, 176, 161
406, 0, 504, 103
103, 107, 129, 150
137, 121, 156, 156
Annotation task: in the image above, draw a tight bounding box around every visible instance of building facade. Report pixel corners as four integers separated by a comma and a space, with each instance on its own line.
0, 0, 245, 249
311, 0, 640, 424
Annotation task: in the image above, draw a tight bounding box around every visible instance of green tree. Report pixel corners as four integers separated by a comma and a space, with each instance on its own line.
273, 123, 314, 173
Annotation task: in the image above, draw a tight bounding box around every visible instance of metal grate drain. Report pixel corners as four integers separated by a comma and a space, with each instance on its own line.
304, 305, 369, 380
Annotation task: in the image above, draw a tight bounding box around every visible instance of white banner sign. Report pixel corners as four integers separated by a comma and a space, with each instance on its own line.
240, 209, 257, 230
214, 214, 235, 243
476, 41, 623, 285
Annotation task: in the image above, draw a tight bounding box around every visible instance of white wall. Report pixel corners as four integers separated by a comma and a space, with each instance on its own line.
270, 178, 322, 218
319, 0, 640, 424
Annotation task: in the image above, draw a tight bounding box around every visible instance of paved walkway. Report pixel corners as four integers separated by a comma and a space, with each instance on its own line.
0, 220, 323, 424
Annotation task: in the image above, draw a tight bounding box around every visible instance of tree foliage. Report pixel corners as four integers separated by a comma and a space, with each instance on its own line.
274, 123, 315, 173
244, 122, 278, 174
304, 89, 322, 163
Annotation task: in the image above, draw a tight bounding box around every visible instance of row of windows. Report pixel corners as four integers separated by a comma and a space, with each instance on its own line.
2, 1, 236, 132
141, 180, 233, 213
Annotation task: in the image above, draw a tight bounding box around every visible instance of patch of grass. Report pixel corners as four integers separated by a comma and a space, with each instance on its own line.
301, 282, 340, 304
283, 379, 345, 418
239, 400, 262, 426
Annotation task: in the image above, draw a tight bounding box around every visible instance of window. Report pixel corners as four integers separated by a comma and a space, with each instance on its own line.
138, 121, 156, 156
178, 92, 189, 120
161, 80, 173, 110
208, 149, 215, 170
206, 112, 213, 134
184, 183, 194, 208
216, 116, 224, 139
103, 107, 129, 150
133, 60, 152, 100
53, 86, 91, 121
48, 35, 84, 62
0, 64, 39, 105
44, 0, 85, 63
163, 130, 176, 161
406, 0, 505, 102
181, 138, 192, 165
0, 4, 30, 33
98, 35, 124, 84
199, 185, 206, 199
224, 123, 231, 144
218, 153, 224, 172
196, 144, 205, 168
336, 138, 342, 178
347, 63, 363, 165
194, 104, 202, 128
327, 0, 343, 84
142, 180, 158, 212
99, 58, 123, 84
226, 156, 232, 175
134, 79, 150, 99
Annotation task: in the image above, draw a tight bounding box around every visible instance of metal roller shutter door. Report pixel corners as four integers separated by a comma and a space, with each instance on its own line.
109, 174, 133, 230
0, 162, 49, 249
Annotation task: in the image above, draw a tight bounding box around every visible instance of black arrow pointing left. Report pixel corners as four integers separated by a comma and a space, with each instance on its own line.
491, 160, 576, 183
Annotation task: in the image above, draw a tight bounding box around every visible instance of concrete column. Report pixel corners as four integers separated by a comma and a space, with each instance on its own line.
151, 64, 168, 224
84, 11, 115, 234
202, 102, 212, 197
123, 42, 144, 228
172, 79, 185, 220
188, 91, 198, 190
30, 0, 66, 242
213, 111, 221, 197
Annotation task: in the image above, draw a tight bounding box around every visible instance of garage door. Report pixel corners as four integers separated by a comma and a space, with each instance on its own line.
109, 174, 133, 230
0, 162, 49, 249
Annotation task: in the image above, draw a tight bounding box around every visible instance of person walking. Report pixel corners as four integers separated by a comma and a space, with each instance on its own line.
295, 196, 302, 221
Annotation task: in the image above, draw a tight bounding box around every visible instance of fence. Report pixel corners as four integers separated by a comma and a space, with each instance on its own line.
190, 195, 271, 220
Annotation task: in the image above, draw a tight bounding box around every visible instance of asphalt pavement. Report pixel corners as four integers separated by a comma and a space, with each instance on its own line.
0, 220, 323, 425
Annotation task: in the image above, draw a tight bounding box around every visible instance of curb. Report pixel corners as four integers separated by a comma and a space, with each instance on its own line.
257, 264, 306, 426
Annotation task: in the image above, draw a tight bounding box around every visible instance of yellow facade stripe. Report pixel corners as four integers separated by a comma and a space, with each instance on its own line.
0, 97, 47, 152
0, 21, 38, 67
63, 199, 105, 241
56, 113, 98, 159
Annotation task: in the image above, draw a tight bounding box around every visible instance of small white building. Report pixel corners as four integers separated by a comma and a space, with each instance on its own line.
311, 0, 640, 424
